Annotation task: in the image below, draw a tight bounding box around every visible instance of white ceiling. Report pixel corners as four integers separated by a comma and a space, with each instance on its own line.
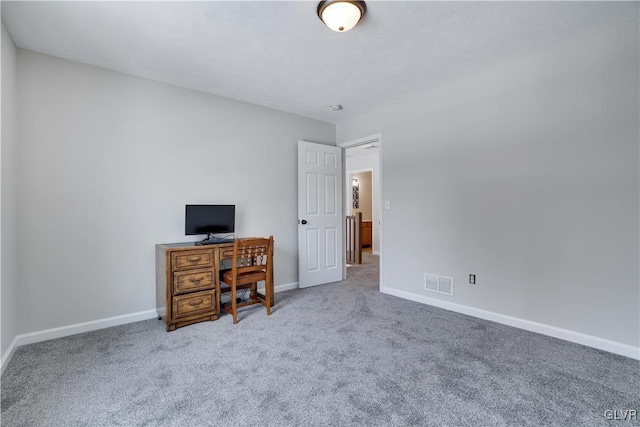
2, 1, 636, 124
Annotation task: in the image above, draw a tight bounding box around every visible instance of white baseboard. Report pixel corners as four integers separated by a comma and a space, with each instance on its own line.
380, 286, 640, 360
1, 336, 19, 376
274, 282, 298, 292
257, 282, 299, 293
1, 282, 301, 373
16, 309, 159, 347
0, 309, 158, 375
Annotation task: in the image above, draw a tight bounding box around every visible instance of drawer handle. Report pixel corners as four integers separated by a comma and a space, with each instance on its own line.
187, 256, 201, 263
188, 299, 203, 307
189, 276, 203, 283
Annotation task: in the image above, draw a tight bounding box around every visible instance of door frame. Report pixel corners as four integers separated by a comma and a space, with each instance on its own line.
337, 133, 383, 290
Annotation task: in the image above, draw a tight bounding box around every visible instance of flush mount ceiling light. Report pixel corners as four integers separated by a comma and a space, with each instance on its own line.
317, 0, 366, 32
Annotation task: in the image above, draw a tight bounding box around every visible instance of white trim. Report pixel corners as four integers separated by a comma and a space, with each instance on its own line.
380, 286, 640, 360
372, 251, 380, 256
1, 336, 19, 376
337, 133, 382, 149
16, 309, 159, 347
1, 309, 157, 375
1, 282, 302, 373
258, 282, 299, 293
274, 282, 298, 292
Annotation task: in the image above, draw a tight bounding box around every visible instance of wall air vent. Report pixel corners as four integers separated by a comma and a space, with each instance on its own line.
424, 273, 454, 296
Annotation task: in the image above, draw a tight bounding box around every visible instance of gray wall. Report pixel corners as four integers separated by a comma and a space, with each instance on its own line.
1, 22, 18, 359
337, 21, 639, 347
16, 50, 335, 334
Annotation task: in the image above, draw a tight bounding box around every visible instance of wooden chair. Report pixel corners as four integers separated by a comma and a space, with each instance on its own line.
220, 236, 274, 324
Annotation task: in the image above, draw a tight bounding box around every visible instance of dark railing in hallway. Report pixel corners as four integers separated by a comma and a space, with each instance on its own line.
346, 212, 362, 265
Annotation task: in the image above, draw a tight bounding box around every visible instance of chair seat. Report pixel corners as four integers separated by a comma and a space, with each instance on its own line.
222, 269, 266, 286
219, 282, 253, 292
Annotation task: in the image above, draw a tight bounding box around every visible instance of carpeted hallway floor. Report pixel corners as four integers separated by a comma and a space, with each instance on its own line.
2, 253, 638, 426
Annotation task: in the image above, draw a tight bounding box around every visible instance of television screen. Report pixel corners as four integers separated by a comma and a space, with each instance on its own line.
185, 205, 235, 235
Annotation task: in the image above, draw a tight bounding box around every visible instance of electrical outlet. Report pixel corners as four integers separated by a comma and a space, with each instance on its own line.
384, 200, 390, 209
469, 274, 476, 285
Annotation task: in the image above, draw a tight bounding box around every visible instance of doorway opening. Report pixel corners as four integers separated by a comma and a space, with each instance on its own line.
339, 134, 382, 289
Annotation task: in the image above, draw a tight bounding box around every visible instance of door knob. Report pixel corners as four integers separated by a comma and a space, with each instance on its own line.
301, 219, 307, 225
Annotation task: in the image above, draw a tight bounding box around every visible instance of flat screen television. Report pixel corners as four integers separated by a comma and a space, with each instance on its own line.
185, 205, 235, 236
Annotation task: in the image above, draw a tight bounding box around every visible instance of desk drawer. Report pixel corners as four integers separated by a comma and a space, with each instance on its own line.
174, 268, 214, 294
172, 250, 213, 270
219, 245, 235, 260
173, 290, 216, 319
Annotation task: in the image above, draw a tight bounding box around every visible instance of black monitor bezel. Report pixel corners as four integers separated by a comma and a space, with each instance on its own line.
185, 204, 235, 236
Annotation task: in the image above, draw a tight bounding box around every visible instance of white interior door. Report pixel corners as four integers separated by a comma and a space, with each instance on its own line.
298, 141, 343, 288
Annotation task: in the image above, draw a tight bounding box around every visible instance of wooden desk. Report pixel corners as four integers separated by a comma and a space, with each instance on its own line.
156, 241, 274, 331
